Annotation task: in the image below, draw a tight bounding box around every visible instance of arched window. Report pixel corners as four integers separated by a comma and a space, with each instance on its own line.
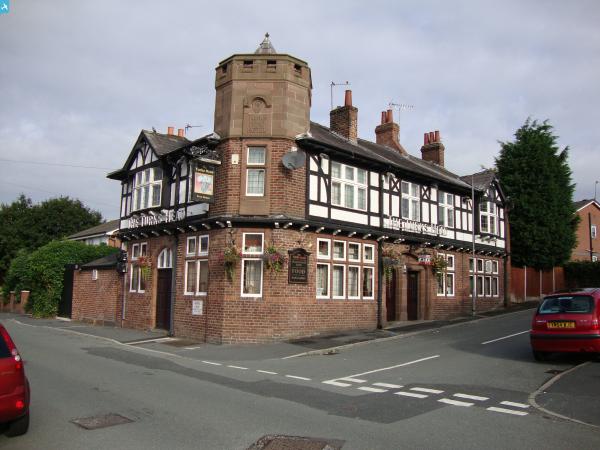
157, 248, 172, 269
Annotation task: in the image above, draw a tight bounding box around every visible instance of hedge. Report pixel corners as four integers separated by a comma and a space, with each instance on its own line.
563, 261, 600, 289
3, 240, 118, 317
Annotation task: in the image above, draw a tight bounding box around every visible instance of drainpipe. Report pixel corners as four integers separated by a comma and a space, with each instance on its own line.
121, 242, 127, 325
589, 212, 594, 262
377, 240, 383, 329
169, 233, 178, 336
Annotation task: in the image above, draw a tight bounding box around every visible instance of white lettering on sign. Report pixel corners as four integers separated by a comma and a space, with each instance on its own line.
383, 216, 448, 237
127, 209, 186, 229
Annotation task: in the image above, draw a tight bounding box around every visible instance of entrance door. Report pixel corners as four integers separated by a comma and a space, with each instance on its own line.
155, 269, 172, 330
59, 264, 77, 318
407, 271, 419, 320
385, 270, 397, 321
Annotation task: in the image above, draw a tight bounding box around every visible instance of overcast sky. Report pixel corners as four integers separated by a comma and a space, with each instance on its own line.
1, 0, 599, 219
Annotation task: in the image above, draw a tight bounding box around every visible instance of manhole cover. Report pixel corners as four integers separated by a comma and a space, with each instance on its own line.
248, 435, 344, 450
545, 369, 564, 375
71, 413, 133, 430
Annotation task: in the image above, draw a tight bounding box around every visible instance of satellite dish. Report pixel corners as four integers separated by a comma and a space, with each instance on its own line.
282, 150, 306, 170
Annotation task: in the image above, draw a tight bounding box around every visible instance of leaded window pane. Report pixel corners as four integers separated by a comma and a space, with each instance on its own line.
243, 260, 262, 295
332, 266, 344, 297
357, 169, 367, 184
345, 166, 354, 181
348, 267, 359, 297
331, 162, 341, 178
332, 182, 341, 205
247, 147, 265, 165
344, 185, 354, 208
362, 268, 373, 297
197, 260, 208, 294
247, 169, 265, 195
316, 264, 329, 296
357, 188, 366, 210
186, 261, 196, 293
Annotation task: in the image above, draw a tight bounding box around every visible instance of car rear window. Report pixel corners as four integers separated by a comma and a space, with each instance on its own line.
538, 295, 594, 314
0, 338, 10, 358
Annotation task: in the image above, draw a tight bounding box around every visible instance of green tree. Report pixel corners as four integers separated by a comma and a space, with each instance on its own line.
496, 119, 578, 269
0, 195, 102, 283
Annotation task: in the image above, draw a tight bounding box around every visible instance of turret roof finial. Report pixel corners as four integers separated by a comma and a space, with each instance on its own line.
255, 33, 277, 54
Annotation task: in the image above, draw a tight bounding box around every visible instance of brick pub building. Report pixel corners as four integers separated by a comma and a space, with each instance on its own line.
72, 36, 508, 343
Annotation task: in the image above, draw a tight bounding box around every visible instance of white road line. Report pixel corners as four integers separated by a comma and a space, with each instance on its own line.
395, 391, 428, 399
487, 407, 528, 416
227, 365, 248, 370
438, 398, 474, 407
481, 330, 530, 345
339, 377, 367, 383
372, 383, 403, 389
410, 387, 444, 394
201, 360, 222, 366
358, 386, 388, 393
341, 355, 440, 379
454, 393, 489, 401
256, 370, 278, 375
183, 346, 203, 350
126, 337, 174, 345
500, 401, 530, 409
285, 375, 311, 381
322, 380, 352, 387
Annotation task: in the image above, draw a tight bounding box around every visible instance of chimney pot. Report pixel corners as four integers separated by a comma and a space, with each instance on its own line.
344, 90, 353, 107
424, 132, 429, 145
167, 126, 174, 135
177, 128, 184, 137
429, 131, 435, 143
434, 130, 440, 142
381, 111, 386, 125
386, 109, 393, 124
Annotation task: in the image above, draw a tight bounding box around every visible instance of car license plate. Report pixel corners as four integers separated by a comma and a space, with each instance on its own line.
547, 321, 575, 329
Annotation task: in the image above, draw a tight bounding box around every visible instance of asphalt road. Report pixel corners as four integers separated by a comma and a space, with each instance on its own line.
1, 310, 599, 450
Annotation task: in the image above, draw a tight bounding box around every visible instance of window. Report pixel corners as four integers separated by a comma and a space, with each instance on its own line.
484, 277, 492, 296
438, 192, 454, 227
330, 161, 367, 211
92, 269, 98, 281
243, 233, 264, 254
186, 237, 196, 256
132, 167, 162, 210
401, 181, 420, 221
129, 242, 147, 293
477, 276, 484, 296
476, 259, 483, 273
158, 248, 172, 268
593, 255, 598, 262
363, 244, 374, 263
198, 235, 209, 255
246, 147, 266, 196
333, 241, 346, 260
316, 263, 330, 298
446, 255, 455, 270
592, 225, 597, 239
436, 253, 455, 297
140, 243, 147, 257
445, 273, 455, 296
242, 233, 263, 297
317, 239, 330, 259
185, 261, 209, 295
484, 260, 493, 274
362, 267, 374, 299
469, 258, 474, 273
347, 266, 360, 299
492, 260, 499, 274
332, 265, 345, 298
480, 201, 498, 235
132, 244, 140, 260
348, 243, 360, 261
185, 260, 197, 295
492, 277, 499, 297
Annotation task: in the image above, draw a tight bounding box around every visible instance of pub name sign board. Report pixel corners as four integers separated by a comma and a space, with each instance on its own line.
288, 248, 310, 284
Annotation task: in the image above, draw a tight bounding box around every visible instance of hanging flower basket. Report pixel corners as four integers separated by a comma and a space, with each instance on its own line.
262, 245, 287, 274
382, 246, 402, 279
431, 254, 448, 275
137, 255, 153, 280
221, 245, 241, 282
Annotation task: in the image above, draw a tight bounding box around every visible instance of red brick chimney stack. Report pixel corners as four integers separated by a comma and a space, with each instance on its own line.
375, 108, 407, 155
421, 129, 445, 167
330, 89, 358, 144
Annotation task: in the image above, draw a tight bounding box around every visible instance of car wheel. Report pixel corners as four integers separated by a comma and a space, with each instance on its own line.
6, 412, 29, 437
533, 350, 548, 361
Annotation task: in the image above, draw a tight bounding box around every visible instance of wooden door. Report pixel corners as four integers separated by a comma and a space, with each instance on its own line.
407, 271, 419, 320
385, 270, 397, 321
156, 269, 172, 330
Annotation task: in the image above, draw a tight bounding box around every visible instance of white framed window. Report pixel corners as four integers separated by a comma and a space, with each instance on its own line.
477, 276, 484, 296
476, 259, 483, 273
401, 181, 420, 221
332, 265, 345, 298
436, 272, 445, 296
480, 201, 498, 235
186, 237, 197, 256
492, 277, 499, 297
330, 161, 367, 211
492, 260, 499, 274
241, 259, 263, 297
158, 248, 172, 268
132, 244, 140, 260
592, 225, 597, 239
446, 254, 455, 270
92, 269, 98, 281
246, 147, 266, 196
317, 239, 330, 259
348, 243, 361, 262
469, 275, 474, 297
347, 266, 360, 299
333, 241, 346, 260
484, 260, 493, 274
436, 254, 455, 297
185, 260, 197, 295
316, 263, 330, 298
196, 260, 209, 295
469, 258, 474, 273
363, 244, 375, 263
445, 273, 455, 296
243, 233, 264, 255
198, 235, 209, 256
140, 243, 147, 257
484, 276, 492, 296
438, 192, 454, 227
129, 264, 145, 293
362, 267, 374, 299
132, 167, 163, 211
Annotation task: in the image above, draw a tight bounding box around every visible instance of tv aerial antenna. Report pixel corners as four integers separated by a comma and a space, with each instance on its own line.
388, 102, 414, 141
330, 81, 351, 111
184, 124, 203, 135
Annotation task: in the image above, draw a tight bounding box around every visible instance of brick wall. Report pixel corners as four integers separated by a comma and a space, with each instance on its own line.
72, 268, 122, 325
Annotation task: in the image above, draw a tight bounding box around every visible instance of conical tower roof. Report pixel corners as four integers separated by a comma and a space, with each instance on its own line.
254, 33, 277, 54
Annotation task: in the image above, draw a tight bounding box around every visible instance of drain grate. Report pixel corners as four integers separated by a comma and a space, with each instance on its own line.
248, 435, 344, 450
71, 413, 133, 430
545, 369, 564, 375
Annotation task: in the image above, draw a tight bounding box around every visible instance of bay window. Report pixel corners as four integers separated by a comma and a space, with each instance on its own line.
401, 181, 420, 221
331, 161, 367, 211
438, 192, 454, 227
246, 147, 266, 196
480, 201, 498, 234
133, 167, 162, 210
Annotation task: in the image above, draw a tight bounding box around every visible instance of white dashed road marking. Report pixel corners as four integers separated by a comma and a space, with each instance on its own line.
410, 387, 444, 394
322, 380, 352, 387
372, 383, 403, 389
481, 330, 530, 345
438, 398, 474, 407
500, 401, 530, 409
201, 360, 222, 366
453, 393, 489, 401
227, 365, 248, 370
395, 391, 428, 399
487, 407, 529, 416
339, 377, 367, 383
256, 370, 278, 375
285, 375, 311, 381
357, 386, 388, 393
341, 355, 440, 379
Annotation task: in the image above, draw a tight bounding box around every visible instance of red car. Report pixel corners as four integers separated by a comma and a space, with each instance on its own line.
0, 324, 30, 436
530, 288, 600, 360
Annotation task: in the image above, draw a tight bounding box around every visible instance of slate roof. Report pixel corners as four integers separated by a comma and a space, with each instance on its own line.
460, 169, 497, 190
80, 252, 119, 270
300, 122, 473, 191
575, 199, 600, 211
68, 219, 120, 240
142, 130, 190, 156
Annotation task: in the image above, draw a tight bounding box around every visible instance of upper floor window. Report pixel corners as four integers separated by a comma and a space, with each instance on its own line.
438, 192, 454, 227
246, 147, 266, 196
331, 162, 367, 211
480, 201, 498, 234
401, 181, 420, 221
133, 167, 162, 211
592, 225, 597, 239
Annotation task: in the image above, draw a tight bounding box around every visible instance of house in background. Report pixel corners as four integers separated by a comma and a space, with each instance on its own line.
67, 219, 121, 247
572, 199, 599, 262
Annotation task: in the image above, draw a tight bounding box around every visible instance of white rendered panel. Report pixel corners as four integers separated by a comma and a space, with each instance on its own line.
462, 212, 468, 230
322, 159, 329, 175
331, 208, 369, 225
310, 157, 318, 171
310, 175, 319, 201
430, 206, 437, 224
383, 193, 390, 216
455, 231, 473, 242
370, 172, 379, 186
431, 188, 437, 202
320, 179, 328, 203
422, 204, 430, 223
309, 204, 328, 218
370, 190, 379, 213
391, 194, 400, 217
371, 217, 380, 227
